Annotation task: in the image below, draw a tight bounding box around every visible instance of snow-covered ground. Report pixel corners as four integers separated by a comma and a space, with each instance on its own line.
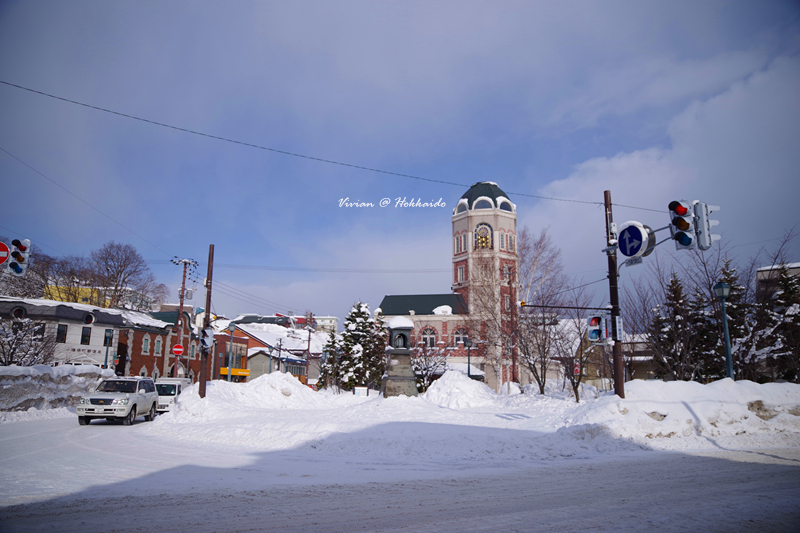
1, 371, 799, 532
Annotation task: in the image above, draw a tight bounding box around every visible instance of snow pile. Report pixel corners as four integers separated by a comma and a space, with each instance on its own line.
0, 364, 113, 412
423, 371, 497, 408
566, 379, 800, 450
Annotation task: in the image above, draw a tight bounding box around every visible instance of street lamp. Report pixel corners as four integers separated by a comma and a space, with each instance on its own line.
464, 338, 472, 379
713, 281, 734, 380
227, 323, 236, 382
103, 329, 113, 369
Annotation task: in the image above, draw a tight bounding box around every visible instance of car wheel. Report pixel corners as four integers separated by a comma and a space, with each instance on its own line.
145, 403, 156, 422
78, 416, 89, 425
122, 406, 136, 426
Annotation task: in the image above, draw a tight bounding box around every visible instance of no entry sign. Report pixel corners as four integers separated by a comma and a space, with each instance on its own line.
0, 242, 8, 265
172, 344, 184, 356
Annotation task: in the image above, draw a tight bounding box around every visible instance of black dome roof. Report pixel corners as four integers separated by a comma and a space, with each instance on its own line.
459, 182, 512, 209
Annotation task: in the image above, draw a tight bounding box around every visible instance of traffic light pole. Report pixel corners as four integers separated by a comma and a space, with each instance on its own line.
199, 245, 214, 399
604, 190, 625, 399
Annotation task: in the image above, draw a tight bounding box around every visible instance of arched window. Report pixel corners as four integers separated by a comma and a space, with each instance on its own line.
142, 334, 151, 355
499, 201, 513, 212
474, 224, 493, 249
154, 337, 162, 356
139, 366, 147, 377
421, 328, 437, 348
474, 199, 493, 209
453, 328, 469, 347
456, 203, 467, 214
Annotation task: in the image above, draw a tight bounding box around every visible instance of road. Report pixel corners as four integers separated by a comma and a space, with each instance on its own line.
1, 417, 799, 532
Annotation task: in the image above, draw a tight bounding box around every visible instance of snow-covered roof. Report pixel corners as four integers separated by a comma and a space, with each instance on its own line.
236, 323, 327, 354
0, 296, 171, 329
387, 316, 415, 329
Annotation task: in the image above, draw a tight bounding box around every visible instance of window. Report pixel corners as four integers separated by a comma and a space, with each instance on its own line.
457, 265, 465, 283
462, 234, 468, 252
190, 344, 196, 359
508, 234, 515, 252
103, 329, 113, 347
474, 224, 492, 249
474, 199, 492, 209
456, 203, 467, 214
421, 328, 437, 348
500, 234, 506, 250
155, 338, 162, 356
80, 297, 89, 303
499, 201, 513, 212
56, 324, 67, 343
454, 329, 468, 346
81, 327, 91, 345
142, 335, 150, 355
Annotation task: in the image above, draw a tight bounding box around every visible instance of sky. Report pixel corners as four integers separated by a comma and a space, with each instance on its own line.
1, 1, 799, 323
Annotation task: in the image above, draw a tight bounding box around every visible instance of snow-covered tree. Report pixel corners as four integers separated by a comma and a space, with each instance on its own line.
317, 302, 386, 391
0, 318, 57, 366
649, 275, 704, 381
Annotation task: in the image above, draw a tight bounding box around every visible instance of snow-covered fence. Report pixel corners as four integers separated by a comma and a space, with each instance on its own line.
0, 364, 114, 411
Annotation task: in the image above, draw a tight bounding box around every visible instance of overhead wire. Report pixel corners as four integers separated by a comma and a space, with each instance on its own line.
0, 80, 664, 210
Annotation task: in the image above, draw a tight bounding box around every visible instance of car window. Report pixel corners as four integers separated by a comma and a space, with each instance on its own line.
156, 384, 177, 396
97, 380, 136, 393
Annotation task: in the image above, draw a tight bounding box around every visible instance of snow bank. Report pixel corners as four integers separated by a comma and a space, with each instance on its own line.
0, 364, 113, 412
567, 379, 800, 451
423, 371, 497, 408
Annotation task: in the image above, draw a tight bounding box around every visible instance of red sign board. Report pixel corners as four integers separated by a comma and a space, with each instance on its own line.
172, 344, 184, 356
0, 242, 8, 265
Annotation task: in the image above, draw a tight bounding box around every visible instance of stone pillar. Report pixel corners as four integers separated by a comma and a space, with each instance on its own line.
383, 317, 418, 397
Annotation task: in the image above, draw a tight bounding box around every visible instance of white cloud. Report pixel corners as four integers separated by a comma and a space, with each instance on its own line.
522, 53, 800, 284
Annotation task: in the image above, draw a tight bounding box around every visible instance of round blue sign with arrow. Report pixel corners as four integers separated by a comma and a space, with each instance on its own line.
617, 221, 648, 258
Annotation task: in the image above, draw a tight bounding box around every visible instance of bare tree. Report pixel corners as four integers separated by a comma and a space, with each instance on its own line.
0, 318, 57, 366
411, 342, 450, 392
515, 227, 567, 394
0, 236, 56, 300
464, 253, 514, 392
91, 242, 154, 309
551, 287, 596, 403
42, 255, 100, 305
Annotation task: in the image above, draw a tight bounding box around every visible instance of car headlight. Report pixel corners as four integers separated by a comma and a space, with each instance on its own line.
111, 398, 129, 405
79, 398, 87, 404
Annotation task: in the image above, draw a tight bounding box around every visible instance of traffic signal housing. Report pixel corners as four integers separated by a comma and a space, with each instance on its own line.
694, 202, 721, 251
200, 327, 215, 350
587, 315, 605, 343
668, 201, 696, 250
8, 239, 31, 277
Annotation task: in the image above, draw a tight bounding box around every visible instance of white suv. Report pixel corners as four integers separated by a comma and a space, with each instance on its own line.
77, 377, 158, 426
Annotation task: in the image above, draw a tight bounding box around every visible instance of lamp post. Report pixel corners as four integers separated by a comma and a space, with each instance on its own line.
103, 329, 113, 369
464, 338, 472, 379
227, 323, 236, 382
713, 281, 734, 380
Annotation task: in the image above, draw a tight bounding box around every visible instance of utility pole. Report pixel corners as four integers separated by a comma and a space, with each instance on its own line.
604, 191, 625, 399
171, 257, 197, 378
199, 245, 214, 398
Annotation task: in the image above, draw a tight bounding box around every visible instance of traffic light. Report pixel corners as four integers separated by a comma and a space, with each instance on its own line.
587, 315, 605, 342
668, 201, 696, 250
694, 202, 721, 251
8, 239, 31, 277
200, 327, 215, 350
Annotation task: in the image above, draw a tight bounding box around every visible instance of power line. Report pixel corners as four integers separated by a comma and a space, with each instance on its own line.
0, 145, 171, 257
150, 259, 448, 274
0, 79, 638, 209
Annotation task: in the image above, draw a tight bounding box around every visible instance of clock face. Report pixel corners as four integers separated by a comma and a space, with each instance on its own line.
475, 224, 492, 249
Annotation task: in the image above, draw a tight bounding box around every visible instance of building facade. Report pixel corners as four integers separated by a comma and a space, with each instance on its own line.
380, 182, 519, 391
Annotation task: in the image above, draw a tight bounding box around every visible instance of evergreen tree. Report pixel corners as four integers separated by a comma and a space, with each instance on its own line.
318, 302, 386, 391
775, 265, 800, 382
649, 275, 701, 380
687, 286, 721, 382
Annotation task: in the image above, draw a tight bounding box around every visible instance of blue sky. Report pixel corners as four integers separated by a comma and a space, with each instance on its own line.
1, 1, 799, 323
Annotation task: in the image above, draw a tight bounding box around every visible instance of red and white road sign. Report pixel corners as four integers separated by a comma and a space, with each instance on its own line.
0, 242, 8, 265
172, 344, 184, 356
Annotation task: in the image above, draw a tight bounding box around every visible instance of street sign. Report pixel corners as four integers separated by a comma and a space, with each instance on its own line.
0, 242, 8, 265
617, 221, 648, 258
172, 344, 184, 356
